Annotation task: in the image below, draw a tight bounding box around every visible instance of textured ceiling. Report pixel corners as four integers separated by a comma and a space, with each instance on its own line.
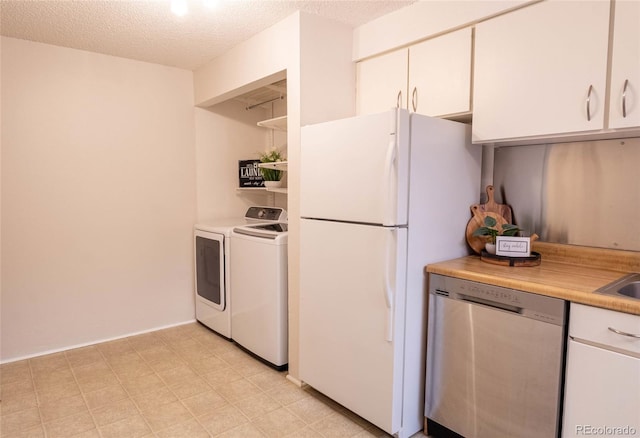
0, 0, 415, 71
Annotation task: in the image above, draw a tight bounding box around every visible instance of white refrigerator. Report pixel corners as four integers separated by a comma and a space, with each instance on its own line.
299, 108, 481, 438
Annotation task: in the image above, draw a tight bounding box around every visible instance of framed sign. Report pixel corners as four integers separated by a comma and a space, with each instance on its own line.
496, 236, 531, 257
238, 160, 264, 188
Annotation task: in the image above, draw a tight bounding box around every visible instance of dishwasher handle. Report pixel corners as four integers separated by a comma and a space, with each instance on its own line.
458, 293, 523, 314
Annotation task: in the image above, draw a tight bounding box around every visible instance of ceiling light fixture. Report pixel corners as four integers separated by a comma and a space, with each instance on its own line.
171, 0, 188, 17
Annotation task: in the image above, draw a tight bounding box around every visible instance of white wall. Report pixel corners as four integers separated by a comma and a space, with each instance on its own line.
1, 37, 197, 362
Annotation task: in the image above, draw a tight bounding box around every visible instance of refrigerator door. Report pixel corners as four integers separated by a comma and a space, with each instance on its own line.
299, 218, 408, 435
300, 109, 410, 226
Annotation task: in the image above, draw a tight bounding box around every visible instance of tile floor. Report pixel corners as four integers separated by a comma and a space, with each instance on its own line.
1, 322, 429, 438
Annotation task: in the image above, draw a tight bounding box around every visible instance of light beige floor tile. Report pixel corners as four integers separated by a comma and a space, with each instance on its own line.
156, 364, 199, 386
42, 411, 96, 438
198, 404, 249, 436
69, 428, 102, 438
252, 407, 307, 438
32, 367, 76, 391
104, 350, 143, 366
1, 361, 32, 385
83, 384, 129, 410
216, 379, 263, 403
39, 393, 88, 422
76, 372, 120, 394
111, 361, 155, 380
147, 353, 187, 373
180, 348, 216, 364
286, 396, 335, 424
0, 407, 41, 436
127, 332, 166, 352
266, 383, 311, 406
155, 418, 211, 438
234, 359, 272, 377
0, 391, 38, 416
188, 356, 228, 375
234, 392, 281, 419
165, 337, 201, 352
91, 398, 139, 427
119, 372, 166, 396
97, 339, 135, 358
218, 350, 252, 366
219, 422, 267, 437
247, 370, 289, 391
284, 427, 323, 438
36, 382, 81, 404
353, 428, 392, 437
132, 387, 178, 412
140, 400, 193, 432
97, 413, 151, 438
29, 353, 68, 373
137, 345, 174, 362
72, 360, 112, 382
3, 423, 46, 438
181, 389, 227, 417
1, 378, 35, 398
309, 412, 365, 437
202, 367, 244, 388
65, 346, 104, 369
169, 376, 212, 400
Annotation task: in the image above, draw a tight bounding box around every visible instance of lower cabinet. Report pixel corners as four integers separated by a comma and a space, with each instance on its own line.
562, 303, 640, 437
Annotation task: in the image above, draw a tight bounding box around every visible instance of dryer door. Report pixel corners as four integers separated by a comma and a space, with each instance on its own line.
195, 230, 225, 311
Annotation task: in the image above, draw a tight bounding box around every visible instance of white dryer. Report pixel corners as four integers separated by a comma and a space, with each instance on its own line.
194, 207, 286, 339
230, 222, 288, 369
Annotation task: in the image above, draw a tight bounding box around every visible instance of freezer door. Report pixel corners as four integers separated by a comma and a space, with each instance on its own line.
299, 219, 408, 435
300, 109, 410, 226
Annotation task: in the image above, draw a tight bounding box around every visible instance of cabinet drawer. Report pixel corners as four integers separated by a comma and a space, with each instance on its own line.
570, 303, 640, 355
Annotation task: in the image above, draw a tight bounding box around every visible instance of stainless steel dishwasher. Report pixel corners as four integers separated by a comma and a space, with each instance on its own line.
425, 274, 567, 438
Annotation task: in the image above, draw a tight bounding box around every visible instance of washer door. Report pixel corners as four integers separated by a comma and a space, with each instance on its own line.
194, 230, 225, 311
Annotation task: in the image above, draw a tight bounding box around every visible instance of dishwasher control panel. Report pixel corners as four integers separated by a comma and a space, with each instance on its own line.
430, 273, 566, 326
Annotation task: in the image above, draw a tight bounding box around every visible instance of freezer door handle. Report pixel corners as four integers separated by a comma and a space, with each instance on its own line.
383, 138, 397, 227
384, 230, 396, 342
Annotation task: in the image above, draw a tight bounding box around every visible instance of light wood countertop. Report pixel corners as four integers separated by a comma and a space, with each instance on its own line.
425, 242, 640, 315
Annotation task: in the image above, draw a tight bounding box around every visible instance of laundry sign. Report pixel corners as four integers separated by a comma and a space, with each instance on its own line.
238, 160, 264, 188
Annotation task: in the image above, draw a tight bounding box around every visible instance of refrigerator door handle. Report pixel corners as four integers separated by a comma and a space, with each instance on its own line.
383, 229, 396, 342
383, 138, 397, 227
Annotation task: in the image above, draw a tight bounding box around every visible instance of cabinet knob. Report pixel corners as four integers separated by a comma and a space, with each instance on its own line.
396, 90, 403, 108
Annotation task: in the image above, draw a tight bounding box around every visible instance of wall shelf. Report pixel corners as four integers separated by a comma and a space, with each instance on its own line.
258, 161, 288, 172
236, 186, 287, 194
257, 115, 287, 131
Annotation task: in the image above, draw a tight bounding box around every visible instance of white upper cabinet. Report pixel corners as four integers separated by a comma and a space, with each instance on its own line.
408, 28, 472, 117
473, 0, 611, 143
356, 49, 408, 116
356, 28, 473, 118
608, 0, 640, 129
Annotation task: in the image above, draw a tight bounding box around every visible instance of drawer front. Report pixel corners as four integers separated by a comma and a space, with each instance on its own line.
570, 303, 640, 355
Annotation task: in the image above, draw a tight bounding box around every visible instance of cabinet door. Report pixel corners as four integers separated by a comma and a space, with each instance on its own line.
609, 0, 640, 129
408, 28, 472, 117
562, 341, 640, 437
356, 49, 408, 116
473, 0, 610, 143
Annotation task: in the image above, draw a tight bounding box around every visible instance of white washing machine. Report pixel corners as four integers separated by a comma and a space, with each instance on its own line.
194, 207, 286, 339
230, 222, 288, 369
